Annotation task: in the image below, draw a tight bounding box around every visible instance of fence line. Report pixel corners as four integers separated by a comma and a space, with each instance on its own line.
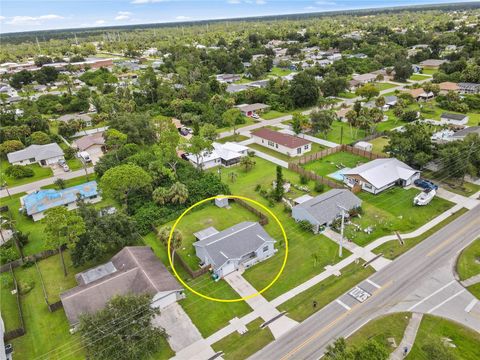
34, 258, 63, 312
3, 264, 26, 342
0, 247, 64, 274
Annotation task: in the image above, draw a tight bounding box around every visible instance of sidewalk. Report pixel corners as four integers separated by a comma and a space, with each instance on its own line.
224, 272, 298, 339
247, 148, 289, 168
0, 167, 95, 198
389, 313, 423, 360
462, 274, 480, 287
436, 188, 480, 210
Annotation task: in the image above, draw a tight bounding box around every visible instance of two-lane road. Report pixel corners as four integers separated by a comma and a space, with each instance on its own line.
249, 205, 480, 360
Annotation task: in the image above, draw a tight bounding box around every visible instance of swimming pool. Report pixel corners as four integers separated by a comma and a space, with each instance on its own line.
327, 167, 351, 181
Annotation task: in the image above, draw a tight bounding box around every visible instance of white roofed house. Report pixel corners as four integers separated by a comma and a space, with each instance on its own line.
193, 221, 276, 279
342, 158, 421, 194
236, 103, 269, 117
186, 142, 248, 170
352, 73, 377, 84
7, 143, 64, 166
440, 113, 469, 126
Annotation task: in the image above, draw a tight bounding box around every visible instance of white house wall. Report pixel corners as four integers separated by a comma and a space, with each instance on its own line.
251, 135, 311, 157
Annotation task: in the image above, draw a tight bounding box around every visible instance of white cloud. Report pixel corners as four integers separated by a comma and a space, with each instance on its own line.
227, 0, 241, 3
95, 20, 106, 25
175, 16, 191, 20
115, 11, 132, 20
228, 0, 265, 4
131, 0, 165, 4
7, 14, 63, 26
256, 0, 266, 4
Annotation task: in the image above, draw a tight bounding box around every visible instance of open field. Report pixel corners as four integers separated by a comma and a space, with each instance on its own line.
278, 263, 375, 321
456, 238, 480, 281
407, 315, 480, 360
216, 134, 249, 143
1, 161, 53, 188
269, 67, 293, 77
216, 116, 256, 134
316, 121, 367, 145
212, 318, 274, 359
373, 207, 468, 259
409, 74, 431, 81
368, 136, 389, 154
261, 110, 288, 120
0, 272, 22, 332
375, 82, 397, 91
347, 312, 411, 350
345, 187, 454, 246
302, 151, 369, 177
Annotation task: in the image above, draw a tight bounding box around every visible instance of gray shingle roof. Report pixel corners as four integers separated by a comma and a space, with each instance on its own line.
7, 143, 64, 163
60, 247, 182, 325
294, 189, 362, 225
441, 113, 468, 120
194, 221, 275, 269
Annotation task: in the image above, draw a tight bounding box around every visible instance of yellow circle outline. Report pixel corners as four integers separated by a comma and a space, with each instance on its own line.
167, 194, 288, 302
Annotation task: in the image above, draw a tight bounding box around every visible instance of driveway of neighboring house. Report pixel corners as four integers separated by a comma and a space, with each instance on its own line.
152, 302, 204, 352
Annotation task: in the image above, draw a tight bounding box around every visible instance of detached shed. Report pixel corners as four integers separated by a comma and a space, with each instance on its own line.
215, 196, 229, 208
354, 141, 373, 152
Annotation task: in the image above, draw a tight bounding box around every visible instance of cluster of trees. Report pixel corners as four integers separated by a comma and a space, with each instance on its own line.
9, 66, 60, 89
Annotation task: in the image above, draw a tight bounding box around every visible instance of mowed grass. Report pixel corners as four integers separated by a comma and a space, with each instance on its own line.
456, 238, 480, 281
0, 272, 22, 331
216, 134, 250, 143
422, 170, 480, 197
247, 142, 325, 162
164, 202, 260, 269
467, 283, 480, 299
303, 151, 369, 177
347, 312, 411, 350
211, 318, 274, 359
345, 188, 454, 246
406, 315, 480, 360
373, 207, 468, 259
0, 161, 53, 188
278, 263, 375, 321
316, 121, 367, 145
375, 82, 397, 91
409, 74, 431, 81
216, 116, 256, 134
369, 136, 389, 154
219, 157, 346, 300
261, 110, 288, 120
269, 67, 293, 77
142, 232, 251, 337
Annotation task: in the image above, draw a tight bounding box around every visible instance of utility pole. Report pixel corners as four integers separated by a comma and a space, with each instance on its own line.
2, 182, 11, 199
337, 204, 348, 258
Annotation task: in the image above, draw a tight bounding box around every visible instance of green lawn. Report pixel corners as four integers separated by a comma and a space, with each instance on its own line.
467, 283, 480, 299
0, 272, 22, 331
261, 110, 288, 120
407, 315, 480, 360
456, 238, 480, 281
303, 151, 369, 177
375, 82, 397, 91
218, 157, 347, 300
142, 232, 251, 338
216, 134, 250, 143
409, 74, 431, 81
338, 91, 357, 99
211, 318, 274, 359
347, 312, 411, 351
216, 116, 256, 134
0, 161, 53, 188
278, 263, 375, 321
374, 117, 407, 132
345, 188, 454, 246
66, 158, 84, 171
164, 202, 260, 270
373, 207, 468, 259
269, 67, 293, 77
316, 121, 367, 145
369, 136, 389, 154
421, 68, 438, 75
248, 141, 325, 162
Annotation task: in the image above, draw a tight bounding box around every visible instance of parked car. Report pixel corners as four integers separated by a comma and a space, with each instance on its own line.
62, 164, 70, 172
180, 128, 189, 136
414, 179, 438, 190
79, 151, 92, 163
58, 159, 66, 166
5, 343, 13, 355
251, 113, 260, 119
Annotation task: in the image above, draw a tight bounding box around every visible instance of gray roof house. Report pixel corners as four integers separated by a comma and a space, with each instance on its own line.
450, 126, 480, 141
60, 246, 184, 326
292, 189, 362, 233
57, 113, 93, 127
343, 158, 420, 194
440, 113, 469, 126
7, 143, 64, 166
193, 221, 276, 279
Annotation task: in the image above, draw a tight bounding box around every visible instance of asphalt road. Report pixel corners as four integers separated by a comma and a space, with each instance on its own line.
249, 205, 480, 360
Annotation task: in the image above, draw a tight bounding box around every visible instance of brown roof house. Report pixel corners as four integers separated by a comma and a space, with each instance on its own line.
60, 247, 184, 326
407, 88, 434, 102
251, 127, 312, 157
438, 82, 460, 94
72, 132, 105, 164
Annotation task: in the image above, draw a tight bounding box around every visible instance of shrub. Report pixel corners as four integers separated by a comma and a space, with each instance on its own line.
299, 175, 309, 184
5, 165, 34, 179
255, 184, 262, 192
64, 147, 76, 160
0, 246, 19, 264
298, 220, 314, 232
18, 279, 35, 295
314, 183, 325, 192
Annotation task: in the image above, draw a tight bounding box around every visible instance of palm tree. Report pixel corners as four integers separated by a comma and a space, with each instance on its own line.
168, 182, 189, 204
240, 156, 256, 172
229, 172, 238, 183
153, 186, 169, 205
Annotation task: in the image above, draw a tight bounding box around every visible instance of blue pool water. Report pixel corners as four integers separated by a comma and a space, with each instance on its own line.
327, 168, 351, 181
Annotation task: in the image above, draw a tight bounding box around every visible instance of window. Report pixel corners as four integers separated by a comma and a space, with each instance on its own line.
263, 246, 269, 252
364, 183, 373, 189
275, 144, 278, 148
28, 158, 35, 162
297, 147, 301, 154
268, 141, 274, 147
304, 145, 309, 150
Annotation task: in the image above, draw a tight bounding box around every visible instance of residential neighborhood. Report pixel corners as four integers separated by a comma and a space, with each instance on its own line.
1, 2, 480, 360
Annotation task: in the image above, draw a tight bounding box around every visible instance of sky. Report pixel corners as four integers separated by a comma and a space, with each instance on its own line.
0, 0, 474, 34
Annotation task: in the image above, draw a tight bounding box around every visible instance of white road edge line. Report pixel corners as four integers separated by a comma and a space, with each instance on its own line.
464, 299, 478, 313
336, 299, 351, 311
345, 318, 371, 338
407, 280, 456, 311
366, 279, 381, 289
427, 289, 466, 314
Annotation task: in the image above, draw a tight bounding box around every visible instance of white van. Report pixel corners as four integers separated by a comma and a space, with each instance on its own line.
79, 151, 92, 163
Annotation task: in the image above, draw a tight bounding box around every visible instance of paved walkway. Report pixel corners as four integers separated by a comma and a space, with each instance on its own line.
389, 313, 423, 360
436, 188, 480, 210
224, 272, 298, 339
246, 148, 289, 168
0, 167, 95, 198
462, 274, 480, 287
